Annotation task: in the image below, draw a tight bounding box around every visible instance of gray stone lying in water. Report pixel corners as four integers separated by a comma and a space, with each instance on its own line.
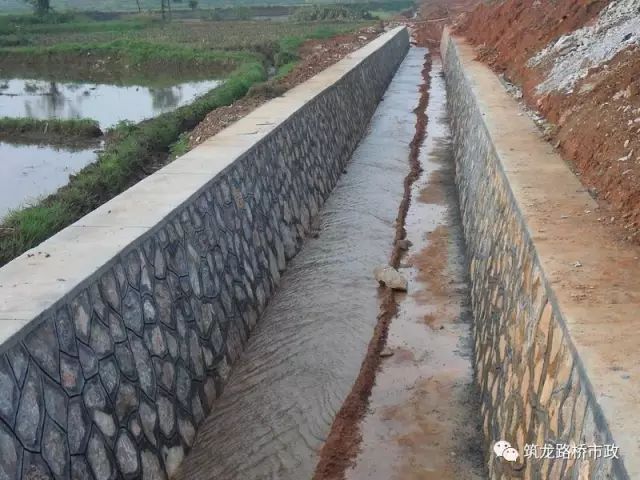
374, 265, 408, 291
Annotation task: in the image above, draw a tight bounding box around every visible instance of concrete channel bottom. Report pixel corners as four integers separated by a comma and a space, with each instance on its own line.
175, 48, 484, 480
345, 59, 485, 480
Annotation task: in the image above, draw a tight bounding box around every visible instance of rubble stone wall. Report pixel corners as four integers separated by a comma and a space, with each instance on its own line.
0, 27, 409, 480
442, 31, 630, 479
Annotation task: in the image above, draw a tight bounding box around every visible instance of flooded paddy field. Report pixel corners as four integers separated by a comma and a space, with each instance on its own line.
0, 76, 221, 218
0, 12, 380, 268
0, 77, 221, 126
0, 14, 371, 223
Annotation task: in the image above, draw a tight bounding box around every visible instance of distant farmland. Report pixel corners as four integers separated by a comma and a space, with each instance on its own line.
0, 0, 412, 14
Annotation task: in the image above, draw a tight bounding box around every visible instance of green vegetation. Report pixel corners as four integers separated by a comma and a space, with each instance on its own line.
0, 18, 369, 50
2, 0, 413, 14
0, 117, 102, 140
0, 38, 256, 66
0, 10, 375, 264
23, 0, 50, 15
292, 5, 373, 21
0, 60, 265, 265
274, 24, 354, 68
168, 131, 190, 159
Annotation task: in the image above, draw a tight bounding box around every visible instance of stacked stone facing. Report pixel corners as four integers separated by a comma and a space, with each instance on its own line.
0, 27, 410, 480
442, 31, 630, 479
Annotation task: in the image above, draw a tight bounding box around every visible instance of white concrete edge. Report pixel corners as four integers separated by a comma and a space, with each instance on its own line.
0, 26, 408, 344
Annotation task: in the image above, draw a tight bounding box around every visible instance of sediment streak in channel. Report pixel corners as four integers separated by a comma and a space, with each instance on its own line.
177, 48, 427, 480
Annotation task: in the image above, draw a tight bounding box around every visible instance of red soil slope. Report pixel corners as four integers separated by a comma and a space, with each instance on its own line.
456, 0, 640, 244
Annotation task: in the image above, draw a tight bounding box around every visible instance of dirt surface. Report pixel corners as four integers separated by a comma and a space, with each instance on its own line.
187, 27, 384, 148
312, 50, 431, 480
455, 0, 640, 244
409, 0, 477, 50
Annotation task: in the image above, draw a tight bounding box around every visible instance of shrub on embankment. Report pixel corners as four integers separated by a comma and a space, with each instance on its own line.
0, 117, 103, 142
0, 60, 266, 266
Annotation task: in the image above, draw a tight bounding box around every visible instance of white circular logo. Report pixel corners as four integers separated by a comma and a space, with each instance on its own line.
493, 440, 511, 457
503, 447, 520, 462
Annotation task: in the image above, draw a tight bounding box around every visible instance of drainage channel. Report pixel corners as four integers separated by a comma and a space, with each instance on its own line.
175, 48, 427, 480
344, 58, 486, 480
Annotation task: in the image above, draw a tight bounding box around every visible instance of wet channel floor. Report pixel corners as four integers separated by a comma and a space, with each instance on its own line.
346, 59, 486, 480
176, 48, 427, 480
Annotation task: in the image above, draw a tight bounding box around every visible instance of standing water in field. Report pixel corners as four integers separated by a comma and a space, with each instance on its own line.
0, 77, 222, 220
0, 78, 221, 127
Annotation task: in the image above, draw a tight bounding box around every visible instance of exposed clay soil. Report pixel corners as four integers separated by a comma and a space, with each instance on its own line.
187, 27, 384, 148
455, 0, 640, 243
410, 0, 478, 50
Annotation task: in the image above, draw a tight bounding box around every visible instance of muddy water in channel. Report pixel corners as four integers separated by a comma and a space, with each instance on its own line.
176, 48, 427, 480
346, 60, 486, 480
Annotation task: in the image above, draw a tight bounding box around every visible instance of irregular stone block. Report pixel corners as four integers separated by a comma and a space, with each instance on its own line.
129, 335, 155, 399
0, 422, 22, 480
55, 306, 78, 356
43, 376, 68, 430
25, 319, 60, 382
122, 289, 143, 336
78, 342, 98, 379
87, 430, 115, 480
0, 356, 19, 427
15, 363, 44, 451
141, 450, 165, 480
68, 396, 91, 455
114, 380, 138, 424
115, 430, 139, 477
70, 290, 92, 344
42, 416, 70, 478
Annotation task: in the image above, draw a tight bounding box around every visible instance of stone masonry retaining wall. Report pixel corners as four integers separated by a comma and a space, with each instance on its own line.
0, 27, 409, 480
443, 30, 640, 479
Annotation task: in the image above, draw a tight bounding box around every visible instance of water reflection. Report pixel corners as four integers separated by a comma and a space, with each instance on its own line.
149, 86, 182, 110
0, 141, 98, 220
0, 76, 222, 219
0, 77, 221, 128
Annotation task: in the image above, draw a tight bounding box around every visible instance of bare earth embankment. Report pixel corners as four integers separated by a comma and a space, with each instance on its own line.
456, 0, 640, 244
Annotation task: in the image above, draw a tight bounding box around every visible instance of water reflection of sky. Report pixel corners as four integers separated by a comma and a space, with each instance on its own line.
0, 142, 98, 220
0, 78, 222, 128
0, 77, 222, 219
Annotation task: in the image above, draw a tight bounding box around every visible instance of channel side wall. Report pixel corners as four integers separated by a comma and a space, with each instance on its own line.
442, 30, 640, 479
0, 27, 409, 480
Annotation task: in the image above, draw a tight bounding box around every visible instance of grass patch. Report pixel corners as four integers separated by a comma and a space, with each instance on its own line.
1, 19, 371, 51
0, 39, 257, 65
276, 60, 297, 78
0, 117, 102, 140
274, 24, 354, 68
0, 39, 258, 85
0, 17, 369, 265
291, 5, 374, 22
0, 60, 265, 266
168, 131, 190, 160
0, 18, 156, 36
